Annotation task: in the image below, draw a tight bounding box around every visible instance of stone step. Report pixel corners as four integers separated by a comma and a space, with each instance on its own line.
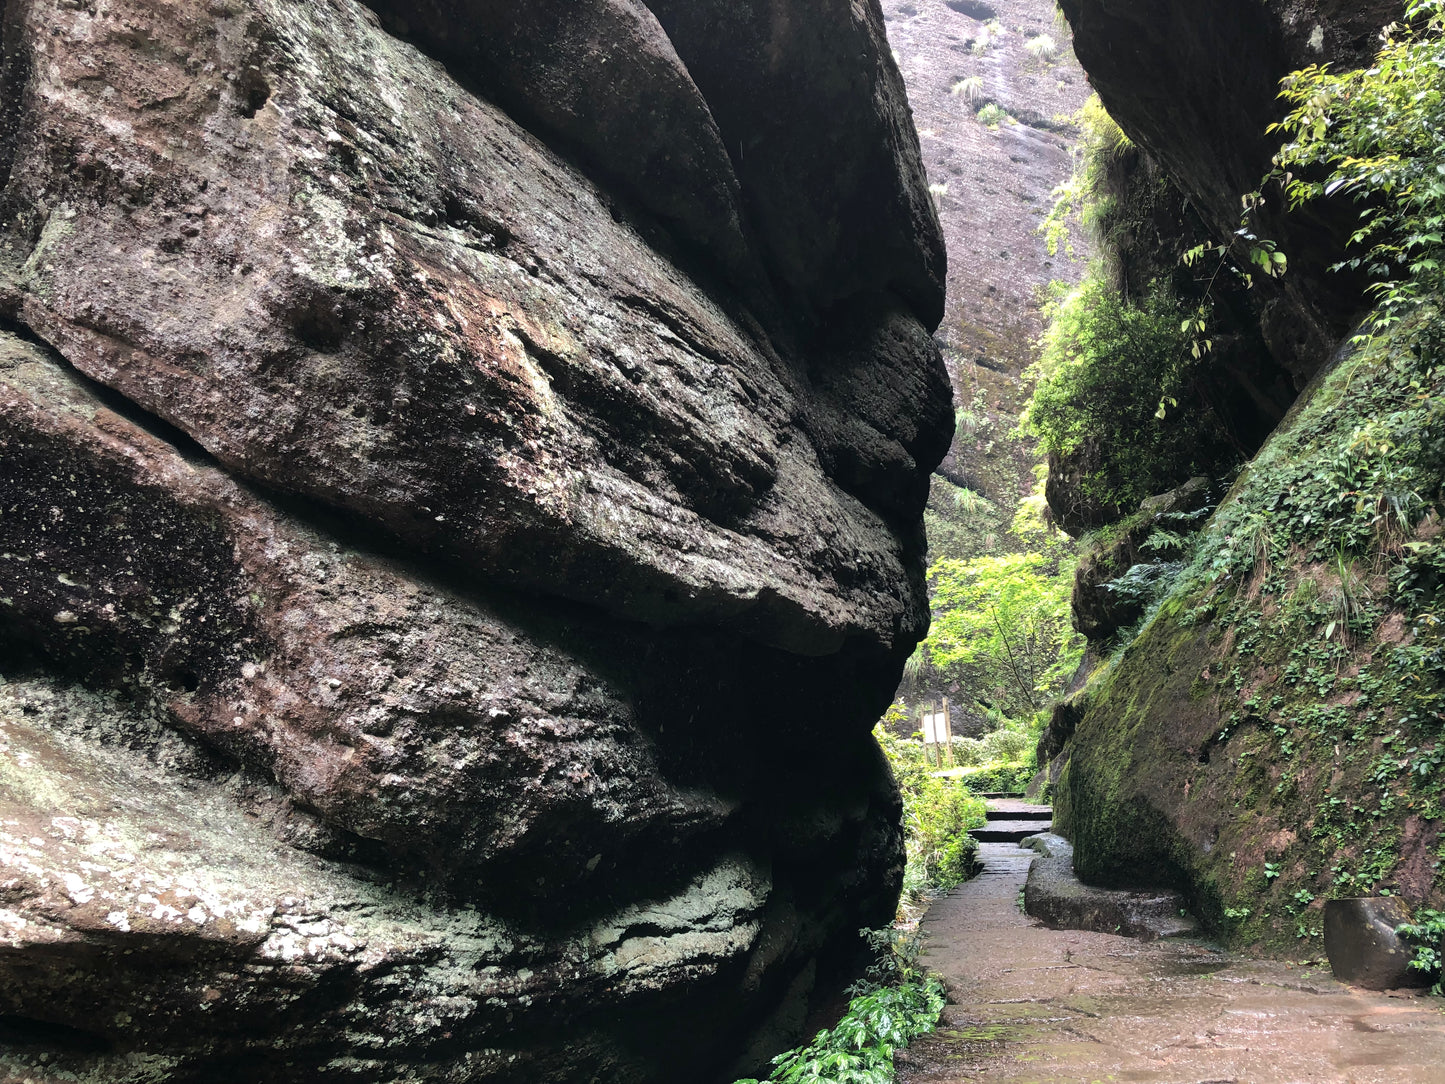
984, 807, 1052, 822
970, 819, 1051, 843
1024, 855, 1199, 941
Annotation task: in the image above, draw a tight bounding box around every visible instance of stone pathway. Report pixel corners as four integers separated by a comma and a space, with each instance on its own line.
898, 835, 1445, 1083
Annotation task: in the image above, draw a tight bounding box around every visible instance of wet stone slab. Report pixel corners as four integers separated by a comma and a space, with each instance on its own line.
899, 842, 1445, 1084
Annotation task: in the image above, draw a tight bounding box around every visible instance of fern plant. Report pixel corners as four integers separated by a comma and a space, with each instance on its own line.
734, 928, 947, 1084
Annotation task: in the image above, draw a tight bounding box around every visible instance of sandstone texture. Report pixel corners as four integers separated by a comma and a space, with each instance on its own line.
0, 0, 953, 1079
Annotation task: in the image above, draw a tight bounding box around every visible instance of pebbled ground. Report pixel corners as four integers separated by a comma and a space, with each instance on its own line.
899, 842, 1445, 1084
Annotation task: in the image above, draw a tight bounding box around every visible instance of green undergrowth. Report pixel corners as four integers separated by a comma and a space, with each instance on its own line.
1022, 271, 1236, 516
876, 711, 988, 898
1397, 908, 1445, 991
1067, 309, 1444, 951
734, 928, 946, 1084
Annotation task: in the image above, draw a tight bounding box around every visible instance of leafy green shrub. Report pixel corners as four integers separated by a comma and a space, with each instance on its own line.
1041, 94, 1132, 259
876, 720, 987, 895
922, 551, 1082, 715
1398, 909, 1445, 994
958, 726, 1032, 764
734, 928, 946, 1084
1272, 0, 1445, 329
1022, 273, 1234, 514
950, 761, 1035, 794
975, 102, 1010, 128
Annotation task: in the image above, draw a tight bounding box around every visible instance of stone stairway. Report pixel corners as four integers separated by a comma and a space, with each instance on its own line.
968, 797, 1051, 844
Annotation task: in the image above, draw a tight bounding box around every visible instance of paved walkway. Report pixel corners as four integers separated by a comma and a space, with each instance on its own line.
898, 840, 1445, 1084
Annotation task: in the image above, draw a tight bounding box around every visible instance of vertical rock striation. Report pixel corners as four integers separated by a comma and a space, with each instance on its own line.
0, 0, 952, 1080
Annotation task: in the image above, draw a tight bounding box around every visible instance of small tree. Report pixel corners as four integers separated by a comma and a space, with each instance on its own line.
922, 552, 1082, 715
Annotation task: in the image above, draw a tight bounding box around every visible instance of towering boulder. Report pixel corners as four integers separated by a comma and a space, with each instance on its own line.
0, 0, 952, 1080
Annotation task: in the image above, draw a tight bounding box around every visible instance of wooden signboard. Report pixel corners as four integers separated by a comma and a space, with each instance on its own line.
922, 700, 955, 767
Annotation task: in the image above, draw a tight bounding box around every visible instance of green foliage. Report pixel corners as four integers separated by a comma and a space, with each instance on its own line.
922, 552, 1082, 714
951, 486, 993, 515
1022, 273, 1230, 512
876, 717, 987, 896
947, 760, 1036, 794
951, 725, 1033, 767
975, 102, 1011, 128
1173, 311, 1444, 599
1041, 94, 1132, 259
1398, 909, 1445, 993
1271, 0, 1445, 328
733, 928, 946, 1084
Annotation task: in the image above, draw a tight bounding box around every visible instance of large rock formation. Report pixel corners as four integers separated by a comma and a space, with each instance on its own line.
1058, 0, 1400, 382
1048, 0, 1445, 954
0, 0, 953, 1080
1052, 326, 1445, 947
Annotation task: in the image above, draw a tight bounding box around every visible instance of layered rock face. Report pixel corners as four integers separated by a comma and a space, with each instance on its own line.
0, 1, 952, 1080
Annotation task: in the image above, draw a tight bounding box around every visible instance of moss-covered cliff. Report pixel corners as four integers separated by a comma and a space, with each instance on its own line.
1057, 314, 1444, 949
1046, 0, 1445, 955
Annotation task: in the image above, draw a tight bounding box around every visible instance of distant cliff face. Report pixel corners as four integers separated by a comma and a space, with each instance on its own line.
0, 1, 953, 1081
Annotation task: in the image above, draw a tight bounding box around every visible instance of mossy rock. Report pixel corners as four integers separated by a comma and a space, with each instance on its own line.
1060, 315, 1445, 953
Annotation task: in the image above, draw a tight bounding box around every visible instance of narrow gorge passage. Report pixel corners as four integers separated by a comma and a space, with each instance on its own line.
901, 819, 1445, 1083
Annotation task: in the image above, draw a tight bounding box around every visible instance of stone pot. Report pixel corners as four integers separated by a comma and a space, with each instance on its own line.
1323, 897, 1431, 990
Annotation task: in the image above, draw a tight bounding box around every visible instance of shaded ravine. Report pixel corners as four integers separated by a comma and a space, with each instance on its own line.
899, 831, 1445, 1083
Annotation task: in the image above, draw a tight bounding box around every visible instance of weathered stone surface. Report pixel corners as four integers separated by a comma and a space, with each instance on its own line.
1025, 854, 1199, 941
0, 0, 949, 659
1034, 692, 1085, 773
358, 0, 762, 294
0, 327, 905, 1079
644, 0, 948, 328
1020, 831, 1073, 859
1324, 898, 1431, 991
0, 0, 952, 1078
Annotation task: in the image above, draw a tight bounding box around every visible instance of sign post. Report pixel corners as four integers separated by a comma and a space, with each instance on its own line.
942, 697, 955, 767
923, 705, 945, 767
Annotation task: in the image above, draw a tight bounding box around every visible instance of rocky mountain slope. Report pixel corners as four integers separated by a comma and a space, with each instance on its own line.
881, 0, 1091, 729
0, 1, 953, 1080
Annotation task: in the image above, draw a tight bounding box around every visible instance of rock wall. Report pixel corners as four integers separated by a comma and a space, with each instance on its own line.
1047, 0, 1445, 952
0, 1, 953, 1080
1052, 330, 1445, 947
1058, 0, 1400, 383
